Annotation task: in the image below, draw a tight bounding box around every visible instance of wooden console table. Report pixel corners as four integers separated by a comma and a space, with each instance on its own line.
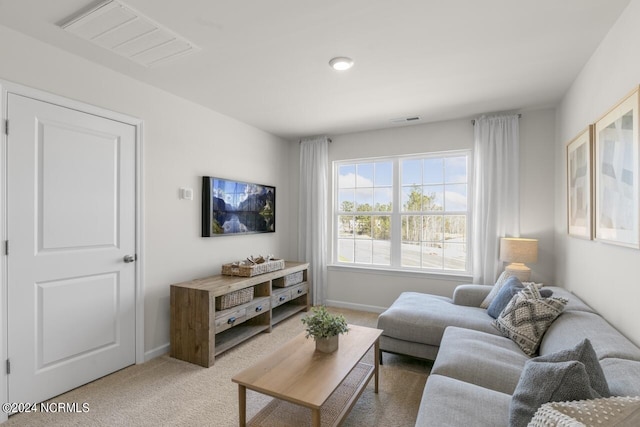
170, 261, 310, 367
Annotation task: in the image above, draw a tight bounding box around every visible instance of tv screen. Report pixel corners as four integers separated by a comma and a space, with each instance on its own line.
202, 176, 275, 237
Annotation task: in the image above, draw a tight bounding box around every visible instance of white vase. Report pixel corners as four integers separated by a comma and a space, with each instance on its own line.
315, 335, 339, 353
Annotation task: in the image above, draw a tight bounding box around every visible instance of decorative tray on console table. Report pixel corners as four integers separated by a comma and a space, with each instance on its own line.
221, 256, 285, 277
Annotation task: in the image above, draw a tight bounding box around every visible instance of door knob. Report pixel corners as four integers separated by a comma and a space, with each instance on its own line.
123, 255, 136, 263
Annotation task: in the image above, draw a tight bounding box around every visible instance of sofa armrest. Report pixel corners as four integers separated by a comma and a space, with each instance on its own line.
452, 284, 493, 307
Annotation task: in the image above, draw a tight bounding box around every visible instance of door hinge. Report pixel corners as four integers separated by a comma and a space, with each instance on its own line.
4, 240, 8, 256
6, 359, 9, 375
3, 119, 7, 136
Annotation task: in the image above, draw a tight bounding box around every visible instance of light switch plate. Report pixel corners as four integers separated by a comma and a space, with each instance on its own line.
179, 187, 193, 200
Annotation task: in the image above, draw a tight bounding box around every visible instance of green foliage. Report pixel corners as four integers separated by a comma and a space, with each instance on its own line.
339, 187, 464, 243
349, 202, 392, 238
301, 306, 349, 339
340, 200, 354, 212
211, 219, 223, 234
403, 185, 438, 212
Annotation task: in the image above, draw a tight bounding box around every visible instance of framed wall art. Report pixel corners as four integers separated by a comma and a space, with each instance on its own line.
567, 126, 593, 239
202, 176, 275, 237
594, 86, 639, 248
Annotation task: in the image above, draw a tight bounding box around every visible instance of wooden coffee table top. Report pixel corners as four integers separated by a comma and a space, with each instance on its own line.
232, 324, 382, 409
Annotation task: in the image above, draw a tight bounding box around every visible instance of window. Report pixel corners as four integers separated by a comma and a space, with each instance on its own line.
334, 151, 470, 273
336, 162, 393, 265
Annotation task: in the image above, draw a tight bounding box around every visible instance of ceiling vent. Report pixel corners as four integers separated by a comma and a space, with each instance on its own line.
390, 116, 421, 124
61, 0, 200, 67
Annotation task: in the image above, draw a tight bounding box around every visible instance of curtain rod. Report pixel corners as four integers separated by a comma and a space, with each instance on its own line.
299, 138, 332, 143
471, 114, 521, 126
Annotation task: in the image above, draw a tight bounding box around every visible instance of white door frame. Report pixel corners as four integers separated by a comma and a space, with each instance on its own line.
0, 80, 145, 422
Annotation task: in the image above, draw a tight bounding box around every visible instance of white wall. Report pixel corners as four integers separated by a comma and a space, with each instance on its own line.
0, 25, 296, 357
555, 0, 640, 346
520, 109, 557, 286
326, 110, 556, 311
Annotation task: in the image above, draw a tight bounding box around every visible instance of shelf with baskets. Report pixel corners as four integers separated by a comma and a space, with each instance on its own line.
170, 261, 310, 367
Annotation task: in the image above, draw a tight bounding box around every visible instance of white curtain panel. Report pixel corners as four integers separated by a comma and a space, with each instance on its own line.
298, 136, 329, 305
472, 114, 520, 284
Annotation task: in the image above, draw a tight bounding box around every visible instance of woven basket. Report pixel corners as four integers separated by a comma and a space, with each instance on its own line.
215, 287, 254, 310
221, 259, 285, 277
273, 271, 304, 287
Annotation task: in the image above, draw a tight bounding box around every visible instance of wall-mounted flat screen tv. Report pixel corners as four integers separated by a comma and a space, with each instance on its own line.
202, 176, 275, 237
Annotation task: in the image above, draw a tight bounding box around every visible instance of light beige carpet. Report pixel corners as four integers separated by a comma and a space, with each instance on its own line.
6, 307, 430, 427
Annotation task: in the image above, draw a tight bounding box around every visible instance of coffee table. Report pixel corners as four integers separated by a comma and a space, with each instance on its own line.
232, 324, 383, 427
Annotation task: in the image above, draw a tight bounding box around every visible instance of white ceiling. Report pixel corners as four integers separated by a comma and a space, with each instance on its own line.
0, 0, 631, 140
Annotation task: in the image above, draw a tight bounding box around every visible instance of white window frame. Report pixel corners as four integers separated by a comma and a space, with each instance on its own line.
332, 149, 472, 275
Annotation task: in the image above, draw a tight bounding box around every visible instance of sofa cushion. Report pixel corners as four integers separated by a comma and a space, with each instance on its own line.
539, 310, 640, 361
510, 340, 608, 427
493, 284, 567, 356
379, 335, 439, 361
377, 292, 499, 348
544, 287, 596, 313
415, 374, 511, 427
600, 357, 640, 396
487, 277, 553, 319
431, 326, 529, 395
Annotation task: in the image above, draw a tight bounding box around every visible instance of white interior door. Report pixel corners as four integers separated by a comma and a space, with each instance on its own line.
6, 93, 136, 404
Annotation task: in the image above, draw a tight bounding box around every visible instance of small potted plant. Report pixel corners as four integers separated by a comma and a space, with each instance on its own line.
301, 306, 349, 353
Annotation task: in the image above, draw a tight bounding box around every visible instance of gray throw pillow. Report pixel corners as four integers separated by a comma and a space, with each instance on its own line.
535, 338, 609, 397
509, 339, 610, 427
480, 271, 512, 308
487, 276, 553, 319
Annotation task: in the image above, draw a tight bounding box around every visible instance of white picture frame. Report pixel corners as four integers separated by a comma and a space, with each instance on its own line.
594, 86, 640, 248
567, 126, 593, 239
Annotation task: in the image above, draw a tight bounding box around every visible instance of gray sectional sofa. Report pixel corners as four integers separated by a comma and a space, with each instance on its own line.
376, 285, 640, 426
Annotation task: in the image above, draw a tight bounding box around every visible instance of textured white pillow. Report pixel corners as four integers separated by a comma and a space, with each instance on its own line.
480, 271, 512, 309
529, 396, 640, 427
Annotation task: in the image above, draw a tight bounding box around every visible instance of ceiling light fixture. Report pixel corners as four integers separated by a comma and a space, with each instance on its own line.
329, 57, 354, 71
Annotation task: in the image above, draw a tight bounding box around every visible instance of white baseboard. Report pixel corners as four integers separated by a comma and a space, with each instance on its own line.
144, 343, 170, 362
325, 299, 387, 314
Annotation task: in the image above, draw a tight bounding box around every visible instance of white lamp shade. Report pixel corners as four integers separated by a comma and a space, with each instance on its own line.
499, 238, 538, 264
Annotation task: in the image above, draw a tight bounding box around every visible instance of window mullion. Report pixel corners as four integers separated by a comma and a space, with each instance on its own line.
391, 158, 402, 268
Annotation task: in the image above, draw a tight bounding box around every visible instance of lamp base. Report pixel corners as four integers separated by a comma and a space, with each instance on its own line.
504, 263, 531, 282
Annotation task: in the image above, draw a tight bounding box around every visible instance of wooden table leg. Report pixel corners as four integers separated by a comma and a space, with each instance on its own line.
238, 385, 246, 427
312, 408, 321, 427
374, 339, 380, 394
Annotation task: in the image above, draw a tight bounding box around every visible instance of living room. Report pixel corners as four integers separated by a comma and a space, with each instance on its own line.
1, 0, 640, 425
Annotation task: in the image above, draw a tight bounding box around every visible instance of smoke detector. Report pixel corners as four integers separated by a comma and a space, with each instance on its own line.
61, 0, 200, 67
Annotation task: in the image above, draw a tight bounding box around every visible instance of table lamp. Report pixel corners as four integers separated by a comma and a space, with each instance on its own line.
499, 237, 538, 282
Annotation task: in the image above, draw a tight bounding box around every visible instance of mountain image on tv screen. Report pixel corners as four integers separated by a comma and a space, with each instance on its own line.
202, 177, 275, 236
